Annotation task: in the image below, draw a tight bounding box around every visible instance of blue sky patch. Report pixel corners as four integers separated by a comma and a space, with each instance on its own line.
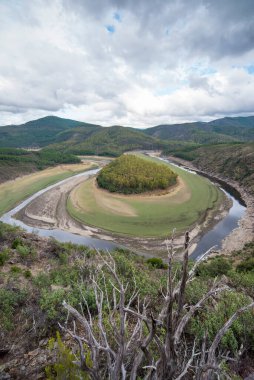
246, 65, 254, 74
106, 25, 115, 33
190, 64, 216, 76
113, 12, 121, 22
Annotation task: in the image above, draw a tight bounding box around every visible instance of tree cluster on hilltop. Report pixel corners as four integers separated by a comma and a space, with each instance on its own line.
97, 154, 177, 194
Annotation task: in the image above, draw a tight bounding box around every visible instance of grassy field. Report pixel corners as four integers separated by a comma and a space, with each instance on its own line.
67, 156, 224, 237
0, 162, 96, 216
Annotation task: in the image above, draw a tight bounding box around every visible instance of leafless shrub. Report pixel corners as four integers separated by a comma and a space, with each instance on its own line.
60, 232, 254, 379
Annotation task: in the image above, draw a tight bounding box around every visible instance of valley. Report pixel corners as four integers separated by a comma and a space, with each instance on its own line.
0, 152, 246, 260
0, 116, 253, 259
0, 116, 253, 380
2, 3, 254, 378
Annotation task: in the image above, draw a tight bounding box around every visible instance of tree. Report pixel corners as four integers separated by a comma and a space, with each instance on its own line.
59, 232, 254, 379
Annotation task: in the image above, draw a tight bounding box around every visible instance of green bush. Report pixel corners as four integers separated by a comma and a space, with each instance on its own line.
58, 252, 68, 265
16, 243, 36, 260
33, 272, 51, 288
49, 267, 79, 286
16, 244, 30, 258
196, 257, 232, 277
23, 269, 32, 278
236, 258, 254, 272
0, 222, 20, 240
0, 248, 10, 266
45, 332, 90, 379
40, 289, 67, 320
147, 257, 167, 269
11, 237, 23, 249
0, 288, 26, 330
10, 265, 22, 274
189, 291, 254, 352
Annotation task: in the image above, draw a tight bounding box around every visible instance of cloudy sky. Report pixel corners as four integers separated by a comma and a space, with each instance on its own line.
1, 0, 254, 127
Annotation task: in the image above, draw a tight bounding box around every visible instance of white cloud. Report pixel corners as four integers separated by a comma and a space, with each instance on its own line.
0, 0, 254, 127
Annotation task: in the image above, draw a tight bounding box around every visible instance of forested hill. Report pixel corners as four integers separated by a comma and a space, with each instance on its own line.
165, 142, 254, 195
1, 115, 254, 154
49, 125, 163, 156
0, 148, 81, 183
145, 116, 254, 143
0, 116, 101, 148
0, 116, 162, 154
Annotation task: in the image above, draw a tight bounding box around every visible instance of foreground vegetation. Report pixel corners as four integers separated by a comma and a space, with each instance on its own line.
97, 154, 177, 194
0, 222, 253, 378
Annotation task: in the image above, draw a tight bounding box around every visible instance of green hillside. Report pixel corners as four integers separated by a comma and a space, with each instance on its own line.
50, 125, 163, 156
167, 142, 254, 195
1, 115, 254, 159
0, 147, 80, 183
0, 116, 99, 148
145, 116, 254, 143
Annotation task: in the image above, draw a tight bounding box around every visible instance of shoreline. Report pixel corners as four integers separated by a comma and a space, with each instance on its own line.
13, 164, 230, 260
166, 155, 254, 256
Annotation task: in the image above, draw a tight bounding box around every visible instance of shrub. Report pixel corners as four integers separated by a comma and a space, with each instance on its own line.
10, 265, 22, 274
58, 252, 68, 265
40, 289, 66, 320
196, 257, 232, 277
16, 243, 36, 260
0, 248, 10, 266
236, 258, 254, 273
33, 272, 51, 288
147, 257, 167, 269
45, 332, 90, 379
16, 244, 30, 258
189, 291, 254, 353
23, 269, 32, 278
49, 267, 79, 286
0, 288, 26, 330
0, 223, 20, 240
11, 237, 23, 249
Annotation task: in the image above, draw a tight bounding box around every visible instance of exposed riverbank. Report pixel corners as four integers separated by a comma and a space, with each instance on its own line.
9, 159, 229, 260
166, 155, 254, 255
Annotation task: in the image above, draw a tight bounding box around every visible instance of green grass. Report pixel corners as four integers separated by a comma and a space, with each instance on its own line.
0, 163, 97, 216
67, 155, 224, 237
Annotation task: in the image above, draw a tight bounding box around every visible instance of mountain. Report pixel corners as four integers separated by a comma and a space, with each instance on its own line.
0, 116, 100, 148
1, 115, 254, 154
50, 125, 163, 156
145, 116, 254, 143
0, 116, 160, 155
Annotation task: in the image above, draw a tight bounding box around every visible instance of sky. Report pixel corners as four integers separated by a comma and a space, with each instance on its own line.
0, 0, 254, 128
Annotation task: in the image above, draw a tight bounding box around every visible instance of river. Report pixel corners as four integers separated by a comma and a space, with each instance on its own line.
0, 162, 246, 260
158, 157, 246, 259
